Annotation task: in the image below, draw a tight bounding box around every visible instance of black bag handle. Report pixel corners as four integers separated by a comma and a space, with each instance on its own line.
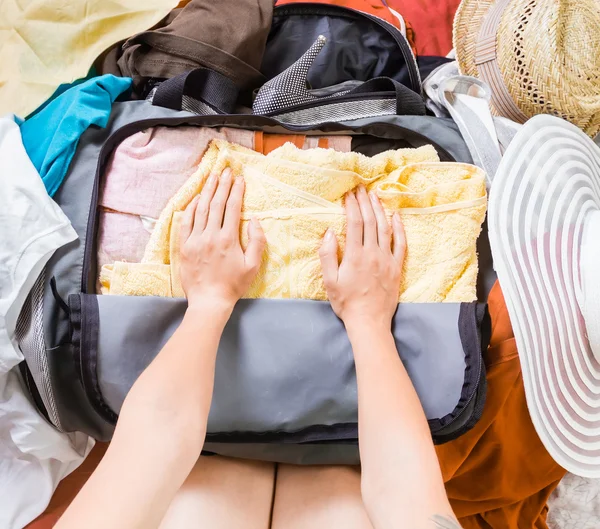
151, 67, 239, 113
345, 77, 426, 116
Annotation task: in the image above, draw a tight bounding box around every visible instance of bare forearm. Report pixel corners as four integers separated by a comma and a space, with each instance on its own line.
120, 303, 230, 448
59, 167, 266, 528
57, 303, 230, 529
348, 323, 455, 529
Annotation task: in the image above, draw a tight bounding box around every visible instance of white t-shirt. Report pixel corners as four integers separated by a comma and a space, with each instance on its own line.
0, 116, 94, 529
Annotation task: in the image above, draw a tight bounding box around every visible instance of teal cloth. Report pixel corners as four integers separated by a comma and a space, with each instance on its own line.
20, 75, 132, 197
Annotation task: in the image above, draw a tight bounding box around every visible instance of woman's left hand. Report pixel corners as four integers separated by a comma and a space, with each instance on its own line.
179, 167, 266, 312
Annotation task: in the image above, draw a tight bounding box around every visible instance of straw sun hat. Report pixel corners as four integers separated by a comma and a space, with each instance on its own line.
453, 0, 600, 137
489, 115, 600, 477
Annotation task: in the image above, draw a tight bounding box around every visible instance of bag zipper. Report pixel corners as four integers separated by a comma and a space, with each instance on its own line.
81, 113, 454, 292
273, 3, 421, 93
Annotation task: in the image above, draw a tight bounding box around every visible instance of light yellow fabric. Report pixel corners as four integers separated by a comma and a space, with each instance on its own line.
101, 140, 488, 302
0, 0, 179, 117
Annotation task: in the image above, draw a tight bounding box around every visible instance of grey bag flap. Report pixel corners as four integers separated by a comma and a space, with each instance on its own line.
71, 294, 483, 443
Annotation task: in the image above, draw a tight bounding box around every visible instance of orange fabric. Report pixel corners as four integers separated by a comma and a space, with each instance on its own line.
254, 131, 264, 155
275, 0, 417, 55
437, 281, 566, 528
387, 0, 458, 56
255, 132, 309, 154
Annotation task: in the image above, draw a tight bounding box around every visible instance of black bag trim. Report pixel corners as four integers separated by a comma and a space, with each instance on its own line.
206, 423, 359, 445
19, 361, 51, 424
69, 294, 117, 423
430, 302, 490, 444
69, 293, 82, 380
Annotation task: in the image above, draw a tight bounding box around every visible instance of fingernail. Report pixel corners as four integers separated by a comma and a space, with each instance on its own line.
393, 212, 400, 223
207, 173, 217, 186
359, 185, 366, 194
223, 168, 232, 179
325, 228, 334, 241
369, 191, 378, 202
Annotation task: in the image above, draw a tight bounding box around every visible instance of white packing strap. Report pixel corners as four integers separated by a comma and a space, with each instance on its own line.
438, 75, 502, 189
386, 6, 406, 35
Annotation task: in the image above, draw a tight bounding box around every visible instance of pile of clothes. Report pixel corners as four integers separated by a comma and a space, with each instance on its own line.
1, 0, 600, 528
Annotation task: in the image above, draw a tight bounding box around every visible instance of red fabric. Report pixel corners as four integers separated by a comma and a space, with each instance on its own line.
276, 0, 458, 56
387, 0, 459, 56
277, 0, 401, 28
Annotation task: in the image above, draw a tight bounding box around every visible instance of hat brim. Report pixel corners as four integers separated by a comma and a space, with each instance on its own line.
489, 115, 600, 477
453, 0, 494, 78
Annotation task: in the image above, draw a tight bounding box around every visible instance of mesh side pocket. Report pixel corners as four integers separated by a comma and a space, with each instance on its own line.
15, 269, 63, 430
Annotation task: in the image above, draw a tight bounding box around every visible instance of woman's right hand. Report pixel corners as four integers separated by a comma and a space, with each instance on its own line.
319, 185, 406, 331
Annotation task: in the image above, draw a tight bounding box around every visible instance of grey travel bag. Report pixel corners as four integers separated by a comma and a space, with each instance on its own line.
16, 4, 493, 464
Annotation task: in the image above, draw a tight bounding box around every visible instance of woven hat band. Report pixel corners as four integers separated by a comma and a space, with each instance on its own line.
474, 0, 529, 123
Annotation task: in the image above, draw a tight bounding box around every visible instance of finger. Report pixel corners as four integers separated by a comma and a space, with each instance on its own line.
392, 213, 407, 263
194, 171, 219, 234
370, 191, 391, 251
356, 185, 377, 248
319, 228, 339, 287
180, 195, 200, 245
244, 218, 266, 272
207, 168, 234, 230
344, 192, 363, 253
223, 176, 245, 236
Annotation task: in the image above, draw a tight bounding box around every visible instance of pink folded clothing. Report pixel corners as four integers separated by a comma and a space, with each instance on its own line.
97, 126, 255, 289
96, 126, 352, 292
96, 210, 151, 274
100, 126, 256, 219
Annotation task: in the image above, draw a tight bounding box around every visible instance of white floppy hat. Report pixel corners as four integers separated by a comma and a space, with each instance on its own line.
488, 115, 600, 477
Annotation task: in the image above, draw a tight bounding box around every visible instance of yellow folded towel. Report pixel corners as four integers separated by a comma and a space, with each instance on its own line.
101, 140, 487, 302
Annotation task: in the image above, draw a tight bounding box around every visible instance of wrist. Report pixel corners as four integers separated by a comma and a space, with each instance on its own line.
344, 316, 393, 341
343, 316, 392, 335
185, 297, 235, 326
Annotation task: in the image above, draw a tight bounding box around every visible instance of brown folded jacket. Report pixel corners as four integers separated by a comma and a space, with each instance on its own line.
28, 282, 566, 529
102, 0, 272, 95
